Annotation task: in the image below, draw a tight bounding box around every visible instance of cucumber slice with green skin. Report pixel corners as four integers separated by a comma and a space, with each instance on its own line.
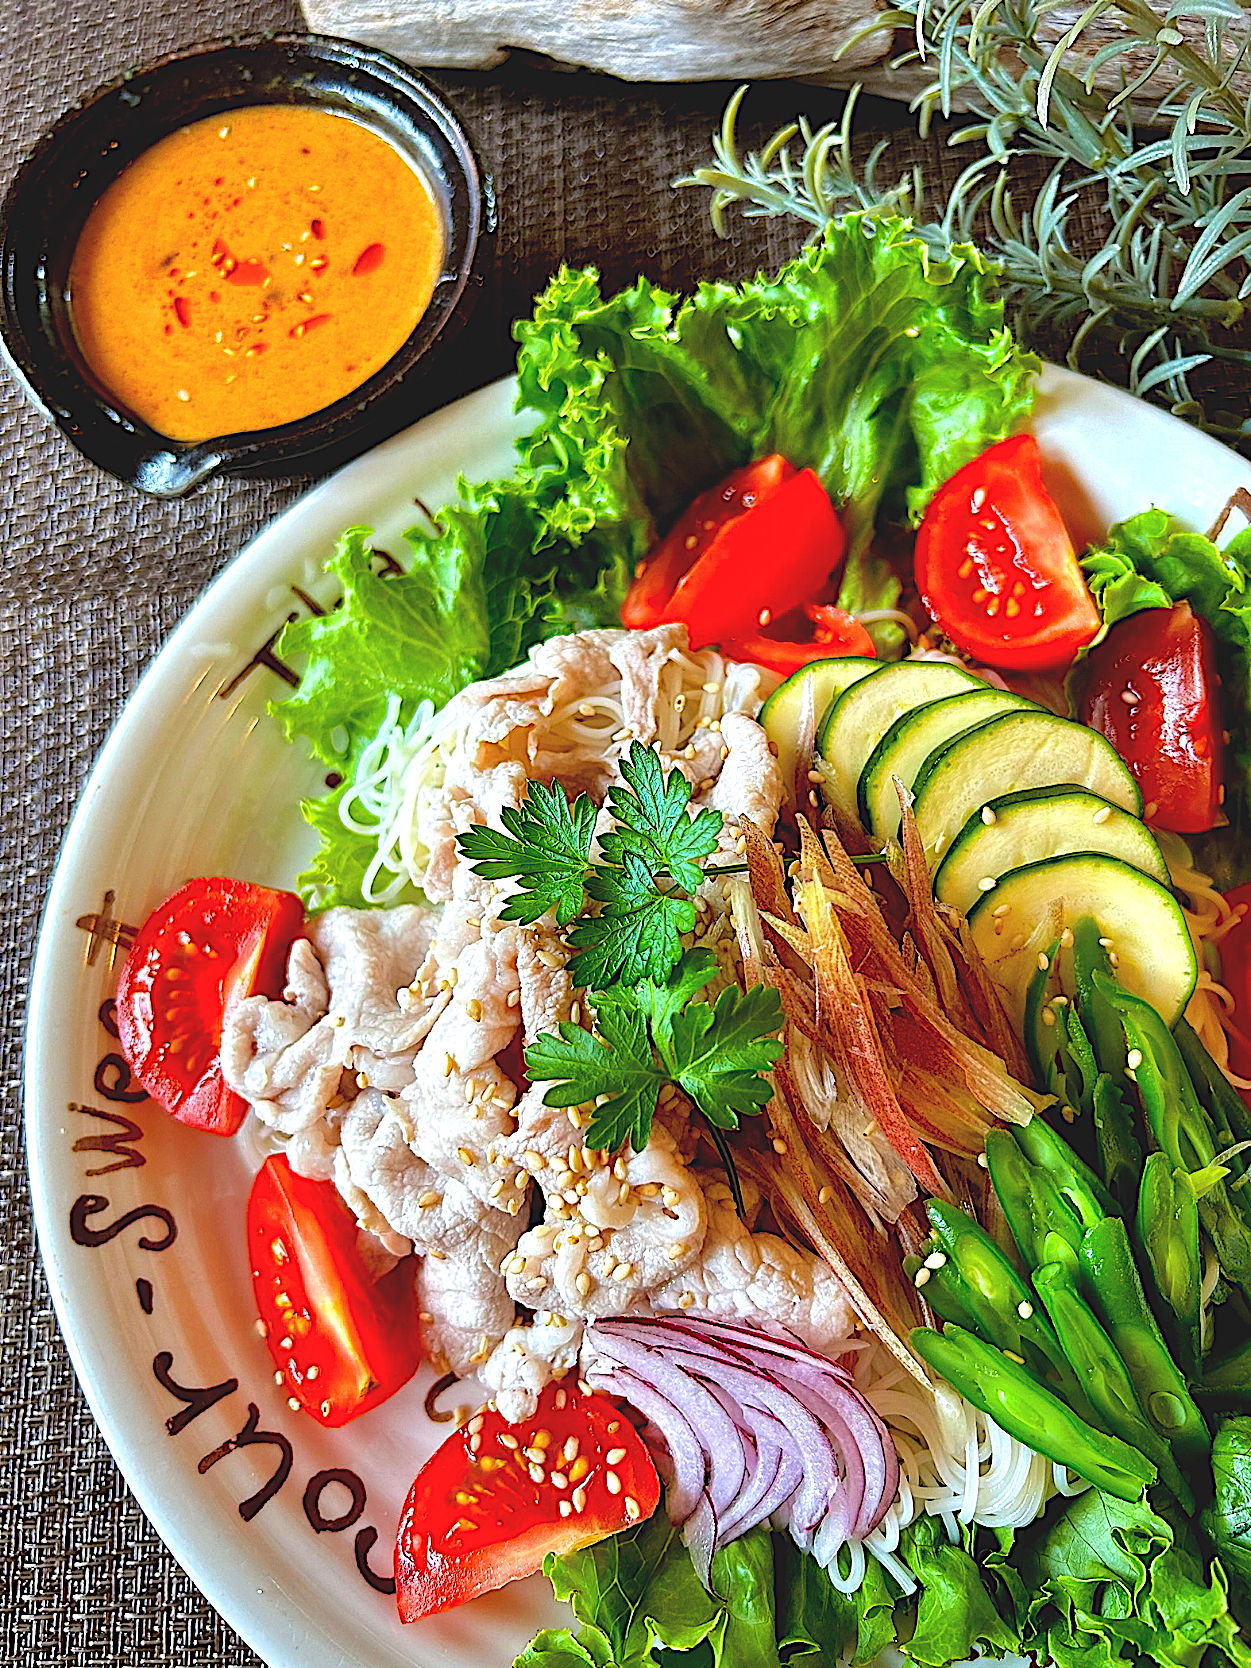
818, 659, 982, 817
760, 657, 879, 804
934, 787, 1169, 917
859, 687, 1034, 840
968, 853, 1197, 1034
913, 709, 1143, 865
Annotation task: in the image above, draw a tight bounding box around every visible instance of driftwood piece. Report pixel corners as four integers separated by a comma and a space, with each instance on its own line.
298, 0, 1249, 110
300, 1, 886, 82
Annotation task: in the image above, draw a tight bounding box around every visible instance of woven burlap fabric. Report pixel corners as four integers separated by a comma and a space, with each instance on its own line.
1, 0, 1242, 1660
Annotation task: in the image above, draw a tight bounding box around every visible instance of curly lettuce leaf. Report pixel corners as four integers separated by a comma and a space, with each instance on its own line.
1207, 1417, 1251, 1590
771, 1534, 856, 1661
903, 1514, 1023, 1667
516, 1517, 782, 1668
1021, 1488, 1251, 1668
276, 487, 562, 768
516, 214, 1038, 622
1079, 507, 1251, 882
273, 485, 602, 907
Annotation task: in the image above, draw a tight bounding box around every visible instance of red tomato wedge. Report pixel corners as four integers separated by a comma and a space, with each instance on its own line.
395, 1380, 660, 1621
1079, 601, 1226, 833
248, 1154, 422, 1427
621, 454, 795, 629
724, 603, 875, 675
664, 466, 847, 650
116, 877, 304, 1135
915, 434, 1099, 672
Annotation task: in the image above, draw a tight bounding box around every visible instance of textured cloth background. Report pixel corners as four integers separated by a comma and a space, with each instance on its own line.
0, 0, 1240, 1663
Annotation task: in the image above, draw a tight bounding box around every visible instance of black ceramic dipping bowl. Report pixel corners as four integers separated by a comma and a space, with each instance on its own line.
0, 34, 494, 497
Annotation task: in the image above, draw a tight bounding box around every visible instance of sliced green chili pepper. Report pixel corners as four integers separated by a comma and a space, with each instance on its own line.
1061, 1003, 1098, 1119
1024, 936, 1067, 1091
1071, 916, 1128, 1079
984, 1127, 1084, 1275
912, 1200, 1078, 1394
1033, 1259, 1194, 1512
1013, 1113, 1114, 1229
1080, 1216, 1210, 1474
1137, 1151, 1202, 1379
910, 1324, 1157, 1502
1092, 1070, 1143, 1214
1092, 969, 1251, 1300
1176, 1016, 1251, 1162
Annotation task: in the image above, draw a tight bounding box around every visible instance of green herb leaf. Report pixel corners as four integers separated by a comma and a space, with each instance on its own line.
627, 948, 720, 1051
661, 983, 784, 1131
458, 782, 597, 926
524, 1006, 663, 1155
571, 854, 697, 990
526, 954, 779, 1153
600, 742, 722, 891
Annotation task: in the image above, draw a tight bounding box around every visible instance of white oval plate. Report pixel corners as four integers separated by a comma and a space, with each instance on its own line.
25, 367, 1251, 1668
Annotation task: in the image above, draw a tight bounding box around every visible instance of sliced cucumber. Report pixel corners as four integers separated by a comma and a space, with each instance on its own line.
934, 787, 1169, 918
968, 853, 1196, 1032
761, 657, 879, 804
819, 660, 981, 817
913, 709, 1143, 865
859, 687, 1033, 840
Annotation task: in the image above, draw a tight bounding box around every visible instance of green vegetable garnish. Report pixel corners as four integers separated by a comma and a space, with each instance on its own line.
458, 781, 598, 927
524, 949, 782, 1155
459, 740, 723, 989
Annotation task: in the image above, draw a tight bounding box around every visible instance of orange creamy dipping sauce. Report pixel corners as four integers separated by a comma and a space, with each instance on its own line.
68, 104, 445, 443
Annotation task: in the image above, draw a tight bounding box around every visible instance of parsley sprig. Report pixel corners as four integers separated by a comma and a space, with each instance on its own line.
458, 741, 782, 1171
458, 739, 722, 987
524, 951, 783, 1154
458, 780, 597, 926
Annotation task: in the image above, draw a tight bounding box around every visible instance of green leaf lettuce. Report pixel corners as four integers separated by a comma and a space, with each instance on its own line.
515, 213, 1038, 616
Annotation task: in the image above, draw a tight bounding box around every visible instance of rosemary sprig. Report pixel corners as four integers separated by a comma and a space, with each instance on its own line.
678, 1, 1251, 448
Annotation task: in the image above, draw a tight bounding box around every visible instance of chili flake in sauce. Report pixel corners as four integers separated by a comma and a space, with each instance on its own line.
68, 105, 445, 443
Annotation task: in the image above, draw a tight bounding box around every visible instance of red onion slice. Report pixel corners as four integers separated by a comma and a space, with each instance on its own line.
586, 1313, 900, 1582
588, 1362, 707, 1525
683, 1494, 718, 1590
632, 1314, 899, 1535
586, 1331, 746, 1515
